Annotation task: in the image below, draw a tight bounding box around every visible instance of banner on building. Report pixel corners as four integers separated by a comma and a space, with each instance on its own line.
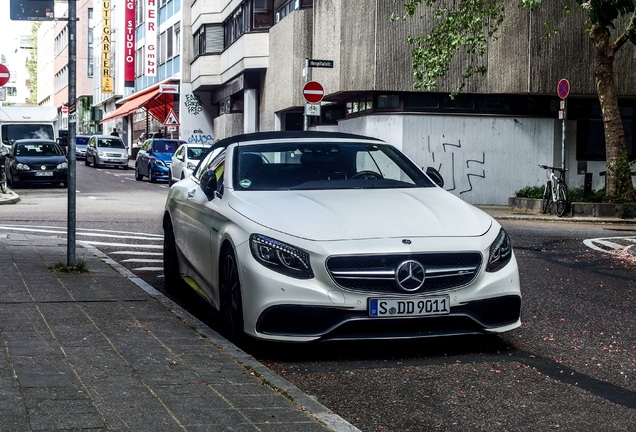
101, 0, 113, 93
124, 0, 136, 87
145, 0, 157, 77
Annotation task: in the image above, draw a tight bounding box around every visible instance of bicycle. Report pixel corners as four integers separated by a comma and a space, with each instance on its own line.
539, 164, 568, 217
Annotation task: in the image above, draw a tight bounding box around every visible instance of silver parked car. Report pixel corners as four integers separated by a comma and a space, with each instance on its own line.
163, 131, 521, 342
85, 135, 129, 169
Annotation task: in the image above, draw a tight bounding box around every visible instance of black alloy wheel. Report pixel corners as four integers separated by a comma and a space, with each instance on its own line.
219, 247, 244, 341
162, 217, 184, 294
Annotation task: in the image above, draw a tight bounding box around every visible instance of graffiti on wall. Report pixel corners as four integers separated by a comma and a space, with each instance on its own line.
184, 93, 203, 115
427, 136, 486, 196
186, 129, 214, 145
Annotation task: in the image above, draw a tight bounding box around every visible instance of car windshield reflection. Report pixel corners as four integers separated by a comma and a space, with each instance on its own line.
234, 142, 435, 191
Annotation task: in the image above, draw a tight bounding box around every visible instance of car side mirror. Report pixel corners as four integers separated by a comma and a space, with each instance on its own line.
425, 167, 444, 188
200, 169, 218, 201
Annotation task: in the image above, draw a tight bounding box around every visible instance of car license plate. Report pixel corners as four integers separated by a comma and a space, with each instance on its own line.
35, 171, 53, 177
369, 296, 450, 317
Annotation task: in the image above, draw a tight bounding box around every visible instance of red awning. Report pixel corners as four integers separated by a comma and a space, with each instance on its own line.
100, 83, 176, 124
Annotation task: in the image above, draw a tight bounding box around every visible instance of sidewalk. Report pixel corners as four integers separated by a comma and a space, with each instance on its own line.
0, 233, 358, 431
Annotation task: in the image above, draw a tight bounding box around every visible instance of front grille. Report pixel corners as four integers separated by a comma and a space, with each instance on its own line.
326, 252, 482, 294
105, 153, 124, 158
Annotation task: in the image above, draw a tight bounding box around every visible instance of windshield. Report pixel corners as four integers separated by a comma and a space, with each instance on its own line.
186, 146, 207, 160
15, 142, 64, 157
75, 137, 90, 145
2, 124, 55, 144
97, 138, 125, 148
234, 141, 435, 191
152, 140, 180, 153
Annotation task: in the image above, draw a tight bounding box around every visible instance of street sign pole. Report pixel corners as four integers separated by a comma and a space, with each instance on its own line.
557, 79, 570, 172
67, 0, 77, 266
303, 58, 310, 131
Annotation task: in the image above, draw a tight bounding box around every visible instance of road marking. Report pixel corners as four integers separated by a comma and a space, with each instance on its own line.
583, 236, 636, 254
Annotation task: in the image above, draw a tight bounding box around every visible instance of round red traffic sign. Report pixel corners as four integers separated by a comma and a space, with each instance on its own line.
557, 78, 570, 99
61, 105, 68, 115
303, 81, 324, 103
0, 64, 10, 87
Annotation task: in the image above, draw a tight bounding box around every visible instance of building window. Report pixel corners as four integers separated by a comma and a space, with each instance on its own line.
275, 0, 312, 23
194, 24, 223, 56
167, 26, 173, 59
174, 24, 181, 56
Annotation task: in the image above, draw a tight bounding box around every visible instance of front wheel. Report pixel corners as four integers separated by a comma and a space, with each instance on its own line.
541, 180, 551, 214
135, 165, 143, 181
148, 166, 156, 183
162, 217, 184, 294
555, 182, 568, 217
219, 247, 244, 342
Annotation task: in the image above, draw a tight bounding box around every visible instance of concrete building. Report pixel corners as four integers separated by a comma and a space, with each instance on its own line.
98, 1, 636, 205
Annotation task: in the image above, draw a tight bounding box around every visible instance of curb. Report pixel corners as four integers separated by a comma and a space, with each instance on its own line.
0, 189, 20, 204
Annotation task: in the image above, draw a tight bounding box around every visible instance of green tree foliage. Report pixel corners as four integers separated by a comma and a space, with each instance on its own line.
25, 22, 40, 105
394, 0, 636, 202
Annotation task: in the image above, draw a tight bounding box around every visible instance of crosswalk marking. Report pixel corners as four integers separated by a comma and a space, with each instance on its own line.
0, 224, 165, 273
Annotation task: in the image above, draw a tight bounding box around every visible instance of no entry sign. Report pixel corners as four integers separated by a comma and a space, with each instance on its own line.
303, 81, 324, 103
0, 64, 10, 87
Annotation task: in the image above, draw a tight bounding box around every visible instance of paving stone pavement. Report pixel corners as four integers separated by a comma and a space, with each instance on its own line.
0, 233, 359, 431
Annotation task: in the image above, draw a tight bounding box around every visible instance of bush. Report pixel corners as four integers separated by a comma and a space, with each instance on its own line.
515, 185, 610, 203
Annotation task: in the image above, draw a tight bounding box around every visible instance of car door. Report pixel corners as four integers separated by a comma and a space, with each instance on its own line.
173, 146, 226, 301
87, 136, 96, 161
137, 140, 151, 176
172, 145, 185, 179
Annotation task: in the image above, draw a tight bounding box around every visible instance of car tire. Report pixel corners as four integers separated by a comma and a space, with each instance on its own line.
219, 247, 244, 341
61, 182, 68, 188
163, 216, 184, 294
85, 157, 90, 167
149, 166, 156, 183
123, 164, 129, 170
168, 170, 174, 186
135, 165, 143, 181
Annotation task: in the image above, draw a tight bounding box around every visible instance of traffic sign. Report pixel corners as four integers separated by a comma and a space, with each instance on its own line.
557, 79, 570, 99
0, 64, 10, 87
308, 59, 334, 68
305, 102, 321, 116
303, 81, 324, 103
61, 105, 68, 115
164, 108, 180, 126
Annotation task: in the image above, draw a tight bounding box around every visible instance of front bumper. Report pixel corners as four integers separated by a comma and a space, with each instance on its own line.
98, 155, 128, 166
151, 164, 171, 180
235, 237, 522, 342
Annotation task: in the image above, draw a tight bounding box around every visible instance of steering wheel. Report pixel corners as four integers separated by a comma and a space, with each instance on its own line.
351, 170, 383, 180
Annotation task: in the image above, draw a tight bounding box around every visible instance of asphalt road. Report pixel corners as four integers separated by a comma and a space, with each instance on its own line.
2, 163, 636, 431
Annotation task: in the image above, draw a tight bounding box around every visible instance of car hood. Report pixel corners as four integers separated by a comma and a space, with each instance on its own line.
228, 188, 492, 241
154, 152, 173, 162
15, 156, 67, 165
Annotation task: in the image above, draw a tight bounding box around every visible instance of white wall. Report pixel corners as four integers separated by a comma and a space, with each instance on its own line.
337, 114, 563, 205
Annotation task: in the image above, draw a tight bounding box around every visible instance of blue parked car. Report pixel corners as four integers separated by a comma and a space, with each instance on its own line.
135, 138, 184, 182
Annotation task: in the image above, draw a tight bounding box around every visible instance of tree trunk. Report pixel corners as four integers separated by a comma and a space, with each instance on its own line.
589, 25, 636, 202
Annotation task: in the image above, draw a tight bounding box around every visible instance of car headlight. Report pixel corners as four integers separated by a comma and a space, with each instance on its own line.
249, 234, 313, 279
16, 163, 30, 170
155, 160, 166, 167
486, 228, 512, 272
57, 162, 68, 169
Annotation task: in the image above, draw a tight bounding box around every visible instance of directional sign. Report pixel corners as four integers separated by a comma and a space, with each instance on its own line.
303, 81, 324, 104
308, 59, 334, 68
557, 79, 570, 99
0, 64, 10, 87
